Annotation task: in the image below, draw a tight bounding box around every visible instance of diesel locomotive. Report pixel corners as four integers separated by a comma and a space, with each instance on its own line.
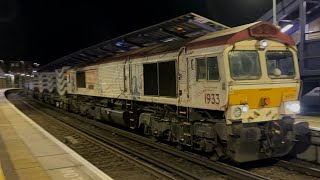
28, 21, 310, 162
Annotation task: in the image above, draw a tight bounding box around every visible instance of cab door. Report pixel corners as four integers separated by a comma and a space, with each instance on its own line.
181, 54, 226, 110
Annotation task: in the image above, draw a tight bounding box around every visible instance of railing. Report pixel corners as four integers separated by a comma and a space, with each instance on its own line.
306, 30, 320, 41
301, 33, 320, 73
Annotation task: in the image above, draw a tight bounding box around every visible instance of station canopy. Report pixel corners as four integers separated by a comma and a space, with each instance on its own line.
258, 0, 320, 36
39, 13, 229, 72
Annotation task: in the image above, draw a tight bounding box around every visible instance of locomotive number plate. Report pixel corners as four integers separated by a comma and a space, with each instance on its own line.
205, 93, 220, 104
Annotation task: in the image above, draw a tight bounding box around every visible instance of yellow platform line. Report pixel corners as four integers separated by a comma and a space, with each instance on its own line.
0, 164, 5, 180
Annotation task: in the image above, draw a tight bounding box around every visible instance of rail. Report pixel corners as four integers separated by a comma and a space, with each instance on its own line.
275, 159, 320, 178
23, 92, 268, 180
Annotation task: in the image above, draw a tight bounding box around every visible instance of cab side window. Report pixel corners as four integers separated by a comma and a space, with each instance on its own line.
207, 57, 219, 80
196, 58, 206, 80
196, 56, 219, 81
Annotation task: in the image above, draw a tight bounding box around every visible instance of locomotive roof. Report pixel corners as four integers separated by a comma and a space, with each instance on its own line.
187, 21, 296, 48
91, 22, 296, 66
92, 39, 194, 65
38, 13, 229, 72
189, 22, 260, 44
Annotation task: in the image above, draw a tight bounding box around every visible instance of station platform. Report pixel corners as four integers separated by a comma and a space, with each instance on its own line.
296, 115, 320, 131
294, 115, 320, 163
0, 89, 112, 180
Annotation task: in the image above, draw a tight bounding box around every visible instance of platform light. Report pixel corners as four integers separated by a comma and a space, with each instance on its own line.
20, 74, 25, 76
116, 41, 124, 46
176, 27, 183, 31
32, 70, 37, 73
281, 24, 293, 33
33, 63, 40, 67
162, 38, 175, 42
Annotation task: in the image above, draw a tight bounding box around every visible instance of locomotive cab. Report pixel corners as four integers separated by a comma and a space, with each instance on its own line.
225, 40, 300, 124
221, 25, 309, 162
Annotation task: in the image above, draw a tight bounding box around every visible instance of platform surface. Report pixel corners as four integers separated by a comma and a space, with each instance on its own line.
0, 89, 112, 180
296, 115, 320, 131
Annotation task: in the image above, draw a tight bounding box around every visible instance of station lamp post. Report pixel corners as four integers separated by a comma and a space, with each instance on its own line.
273, 0, 277, 26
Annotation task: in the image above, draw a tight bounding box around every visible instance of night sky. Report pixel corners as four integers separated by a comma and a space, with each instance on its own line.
0, 0, 278, 65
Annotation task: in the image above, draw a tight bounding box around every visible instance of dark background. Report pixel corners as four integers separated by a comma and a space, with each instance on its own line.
0, 0, 278, 65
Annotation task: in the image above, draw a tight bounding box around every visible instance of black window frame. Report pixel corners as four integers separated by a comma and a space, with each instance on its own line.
228, 50, 261, 80
143, 60, 177, 97
196, 56, 220, 81
143, 63, 158, 96
265, 50, 296, 79
76, 71, 86, 88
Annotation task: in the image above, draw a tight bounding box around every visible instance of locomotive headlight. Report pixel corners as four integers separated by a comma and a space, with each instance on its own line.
233, 107, 242, 118
228, 105, 250, 121
242, 106, 249, 112
256, 40, 268, 49
261, 41, 268, 47
286, 103, 300, 113
282, 101, 300, 114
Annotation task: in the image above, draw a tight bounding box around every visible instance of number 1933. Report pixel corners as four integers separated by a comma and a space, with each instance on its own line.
205, 93, 220, 104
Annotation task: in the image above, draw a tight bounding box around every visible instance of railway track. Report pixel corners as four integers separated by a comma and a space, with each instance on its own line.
7, 90, 268, 180
40, 97, 320, 180
237, 157, 320, 180
274, 159, 320, 177
9, 90, 320, 180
